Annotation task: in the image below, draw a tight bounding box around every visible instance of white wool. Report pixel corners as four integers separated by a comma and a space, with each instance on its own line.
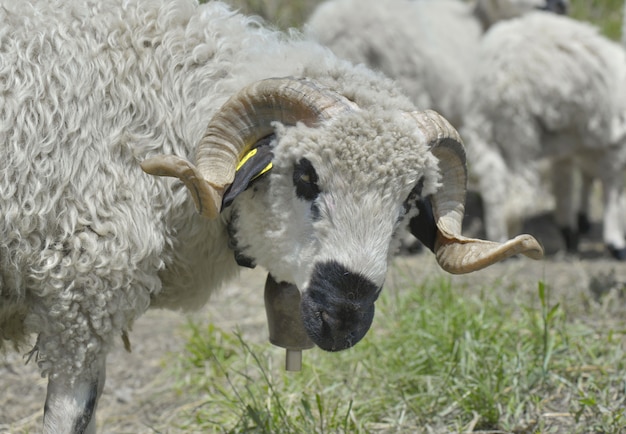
305, 0, 563, 128
462, 12, 626, 250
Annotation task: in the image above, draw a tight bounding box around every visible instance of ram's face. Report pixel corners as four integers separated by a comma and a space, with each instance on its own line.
229, 112, 439, 351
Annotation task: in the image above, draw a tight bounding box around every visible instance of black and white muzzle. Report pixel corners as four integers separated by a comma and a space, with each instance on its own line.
300, 260, 381, 352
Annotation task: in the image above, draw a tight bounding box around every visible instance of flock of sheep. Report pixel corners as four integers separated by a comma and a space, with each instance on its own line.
0, 0, 622, 432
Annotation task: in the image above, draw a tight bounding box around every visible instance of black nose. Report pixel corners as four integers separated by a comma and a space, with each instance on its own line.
300, 261, 380, 352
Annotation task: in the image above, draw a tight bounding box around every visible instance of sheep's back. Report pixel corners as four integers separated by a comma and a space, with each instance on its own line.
305, 0, 483, 126
467, 11, 626, 164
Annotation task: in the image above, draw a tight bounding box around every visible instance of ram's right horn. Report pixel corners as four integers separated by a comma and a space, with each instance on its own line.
406, 110, 544, 274
141, 77, 358, 219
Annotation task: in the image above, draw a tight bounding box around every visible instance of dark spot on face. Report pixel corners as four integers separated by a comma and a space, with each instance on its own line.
300, 261, 380, 351
310, 201, 321, 220
401, 177, 424, 219
293, 158, 320, 201
226, 211, 256, 268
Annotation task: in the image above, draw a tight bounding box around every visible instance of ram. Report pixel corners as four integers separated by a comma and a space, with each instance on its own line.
461, 11, 626, 260
0, 0, 543, 432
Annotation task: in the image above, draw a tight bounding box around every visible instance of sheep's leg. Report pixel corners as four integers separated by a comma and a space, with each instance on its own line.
474, 151, 510, 243
43, 353, 106, 434
601, 178, 626, 260
577, 172, 594, 235
552, 159, 578, 252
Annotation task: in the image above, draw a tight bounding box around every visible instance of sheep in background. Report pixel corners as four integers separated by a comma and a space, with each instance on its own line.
0, 0, 543, 432
461, 11, 626, 260
304, 0, 567, 128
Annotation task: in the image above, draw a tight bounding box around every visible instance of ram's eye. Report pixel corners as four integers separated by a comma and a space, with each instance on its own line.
293, 158, 320, 201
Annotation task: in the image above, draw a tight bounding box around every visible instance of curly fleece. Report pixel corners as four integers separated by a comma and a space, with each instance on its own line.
0, 0, 431, 382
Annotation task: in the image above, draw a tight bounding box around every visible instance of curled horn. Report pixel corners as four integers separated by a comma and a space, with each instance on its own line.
141, 77, 358, 219
407, 110, 544, 274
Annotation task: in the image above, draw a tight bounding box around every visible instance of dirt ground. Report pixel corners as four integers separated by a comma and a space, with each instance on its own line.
1, 218, 625, 433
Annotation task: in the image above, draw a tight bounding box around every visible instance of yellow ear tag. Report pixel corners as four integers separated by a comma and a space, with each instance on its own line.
255, 162, 273, 179
236, 148, 257, 170
237, 147, 273, 180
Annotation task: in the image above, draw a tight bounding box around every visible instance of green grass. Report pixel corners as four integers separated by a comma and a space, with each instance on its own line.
570, 0, 624, 40
170, 273, 626, 433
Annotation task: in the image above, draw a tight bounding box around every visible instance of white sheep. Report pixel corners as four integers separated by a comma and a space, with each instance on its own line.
461, 11, 626, 260
304, 0, 568, 128
0, 0, 544, 432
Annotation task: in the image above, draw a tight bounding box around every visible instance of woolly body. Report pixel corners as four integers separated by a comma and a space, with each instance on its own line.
305, 0, 563, 128
0, 0, 421, 365
462, 11, 626, 255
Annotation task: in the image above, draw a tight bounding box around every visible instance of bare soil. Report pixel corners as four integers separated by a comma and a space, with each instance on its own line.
1, 218, 625, 433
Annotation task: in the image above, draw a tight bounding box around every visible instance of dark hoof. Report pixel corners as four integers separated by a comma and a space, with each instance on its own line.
608, 245, 626, 261
577, 213, 592, 235
560, 226, 579, 253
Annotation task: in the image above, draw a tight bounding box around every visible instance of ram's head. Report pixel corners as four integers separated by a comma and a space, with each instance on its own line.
142, 77, 543, 354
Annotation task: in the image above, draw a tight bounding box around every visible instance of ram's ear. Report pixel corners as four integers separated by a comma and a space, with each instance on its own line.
221, 137, 274, 210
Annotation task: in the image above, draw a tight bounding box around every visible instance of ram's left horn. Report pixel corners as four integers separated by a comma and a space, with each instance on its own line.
406, 110, 544, 274
141, 77, 358, 219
